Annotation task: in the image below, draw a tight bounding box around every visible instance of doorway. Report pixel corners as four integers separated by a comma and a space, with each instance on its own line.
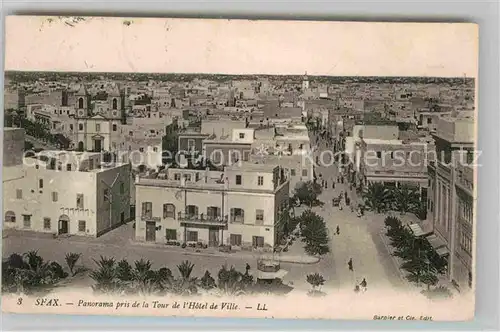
208, 228, 219, 247
94, 139, 102, 152
58, 215, 70, 235
145, 221, 156, 242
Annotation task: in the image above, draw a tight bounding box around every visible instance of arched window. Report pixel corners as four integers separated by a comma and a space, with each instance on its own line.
78, 98, 84, 109
163, 204, 176, 219
5, 211, 16, 223
112, 98, 118, 110
77, 141, 84, 151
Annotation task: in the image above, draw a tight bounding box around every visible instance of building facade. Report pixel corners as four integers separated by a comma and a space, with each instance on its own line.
135, 163, 290, 251
3, 132, 132, 237
427, 117, 475, 291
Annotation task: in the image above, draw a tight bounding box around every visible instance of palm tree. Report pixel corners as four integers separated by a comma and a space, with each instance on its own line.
116, 259, 133, 281
131, 259, 157, 295
64, 252, 81, 276
167, 260, 198, 296
306, 273, 325, 291
177, 260, 195, 281
89, 256, 124, 294
363, 182, 390, 213
216, 265, 247, 296
393, 184, 420, 215
200, 270, 216, 290
2, 251, 69, 295
306, 273, 326, 296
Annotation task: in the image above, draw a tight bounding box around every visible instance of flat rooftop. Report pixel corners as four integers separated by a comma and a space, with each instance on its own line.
225, 162, 278, 172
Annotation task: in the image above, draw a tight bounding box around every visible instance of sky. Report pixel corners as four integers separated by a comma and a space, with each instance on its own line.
5, 16, 478, 78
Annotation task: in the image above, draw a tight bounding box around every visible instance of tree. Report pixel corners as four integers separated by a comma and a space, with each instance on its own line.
24, 140, 34, 151
168, 260, 198, 296
306, 273, 325, 290
402, 254, 438, 290
412, 201, 428, 220
89, 257, 196, 296
299, 210, 330, 256
2, 251, 70, 295
200, 270, 216, 290
131, 259, 158, 295
363, 182, 390, 213
294, 181, 323, 207
64, 252, 83, 276
384, 215, 401, 229
306, 273, 326, 296
89, 256, 124, 295
393, 184, 421, 214
116, 259, 134, 281
216, 265, 247, 296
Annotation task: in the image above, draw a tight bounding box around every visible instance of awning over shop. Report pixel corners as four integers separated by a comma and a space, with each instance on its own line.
409, 223, 426, 237
436, 247, 450, 257
426, 234, 447, 249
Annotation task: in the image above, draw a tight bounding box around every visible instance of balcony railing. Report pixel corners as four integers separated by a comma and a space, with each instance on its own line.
178, 212, 228, 225
141, 215, 161, 222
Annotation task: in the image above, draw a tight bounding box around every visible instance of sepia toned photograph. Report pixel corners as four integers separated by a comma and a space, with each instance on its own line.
2, 16, 478, 321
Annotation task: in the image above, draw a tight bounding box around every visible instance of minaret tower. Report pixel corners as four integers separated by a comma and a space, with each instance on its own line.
302, 71, 309, 91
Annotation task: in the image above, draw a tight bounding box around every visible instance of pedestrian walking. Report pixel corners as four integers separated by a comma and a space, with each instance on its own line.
336, 225, 340, 235
325, 180, 328, 189
348, 258, 353, 271
354, 284, 360, 293
344, 192, 348, 201
245, 263, 251, 275
350, 204, 354, 213
360, 278, 367, 292
332, 182, 335, 189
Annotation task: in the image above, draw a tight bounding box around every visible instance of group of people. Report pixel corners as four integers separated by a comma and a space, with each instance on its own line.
354, 278, 368, 293
313, 134, 369, 294
347, 259, 368, 293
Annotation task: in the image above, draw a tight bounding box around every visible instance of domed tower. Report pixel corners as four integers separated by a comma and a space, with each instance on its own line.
302, 71, 309, 91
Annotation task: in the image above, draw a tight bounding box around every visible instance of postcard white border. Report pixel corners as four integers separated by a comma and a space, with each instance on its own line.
0, 1, 498, 331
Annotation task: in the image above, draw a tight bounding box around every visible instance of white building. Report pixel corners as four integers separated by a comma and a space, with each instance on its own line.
134, 163, 290, 251
3, 129, 132, 237
427, 117, 475, 291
